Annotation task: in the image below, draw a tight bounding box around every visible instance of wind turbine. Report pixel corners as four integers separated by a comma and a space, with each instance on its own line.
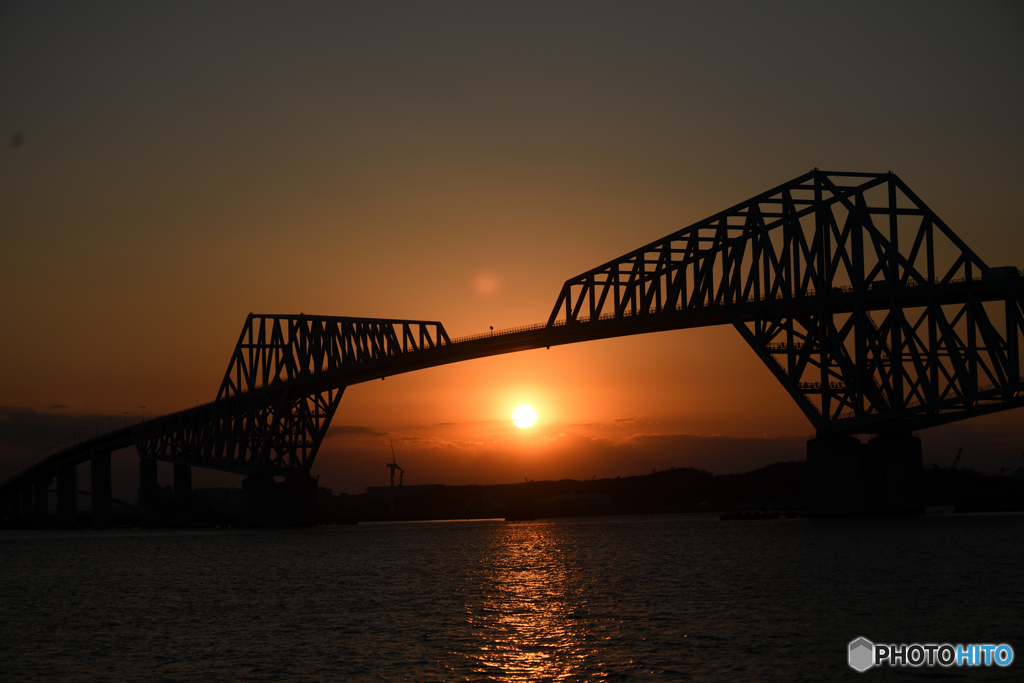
386, 438, 405, 514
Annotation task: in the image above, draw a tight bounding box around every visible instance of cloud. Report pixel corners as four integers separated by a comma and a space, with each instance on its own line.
312, 424, 812, 494
326, 424, 389, 437
0, 406, 138, 486
570, 416, 661, 431
0, 406, 124, 449
5, 406, 1018, 501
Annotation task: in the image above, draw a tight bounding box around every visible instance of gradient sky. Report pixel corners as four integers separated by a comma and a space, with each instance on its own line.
2, 1, 1023, 494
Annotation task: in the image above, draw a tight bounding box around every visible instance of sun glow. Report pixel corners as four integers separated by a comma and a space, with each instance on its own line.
512, 405, 537, 428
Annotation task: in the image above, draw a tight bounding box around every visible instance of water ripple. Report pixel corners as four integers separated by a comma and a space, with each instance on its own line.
1, 514, 1022, 681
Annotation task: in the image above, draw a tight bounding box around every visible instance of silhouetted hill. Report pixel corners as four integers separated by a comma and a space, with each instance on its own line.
924, 466, 1024, 512
326, 461, 1024, 522
331, 461, 808, 522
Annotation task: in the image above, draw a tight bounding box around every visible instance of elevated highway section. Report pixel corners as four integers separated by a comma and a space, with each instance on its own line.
3, 171, 1021, 524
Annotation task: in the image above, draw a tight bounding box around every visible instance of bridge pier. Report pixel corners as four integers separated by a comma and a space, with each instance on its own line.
139, 458, 160, 528
282, 476, 317, 525
807, 433, 923, 516
34, 475, 52, 520
243, 475, 317, 526
20, 480, 33, 519
870, 433, 924, 514
57, 464, 77, 529
91, 452, 112, 529
243, 476, 275, 526
174, 463, 192, 528
8, 488, 20, 520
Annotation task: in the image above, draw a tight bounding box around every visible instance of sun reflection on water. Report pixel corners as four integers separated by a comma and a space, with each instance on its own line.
460, 523, 600, 681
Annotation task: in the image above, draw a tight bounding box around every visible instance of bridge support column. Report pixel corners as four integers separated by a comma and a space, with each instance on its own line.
807, 433, 923, 516
20, 480, 33, 519
139, 458, 160, 529
173, 463, 192, 528
282, 476, 317, 525
57, 464, 77, 529
34, 475, 53, 520
91, 452, 112, 529
242, 475, 317, 526
7, 488, 20, 520
868, 433, 923, 514
243, 476, 275, 527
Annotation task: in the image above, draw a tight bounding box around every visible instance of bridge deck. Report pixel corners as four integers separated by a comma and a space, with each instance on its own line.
3, 170, 1022, 493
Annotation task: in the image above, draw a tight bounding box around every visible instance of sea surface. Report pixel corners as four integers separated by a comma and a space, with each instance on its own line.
1, 513, 1021, 682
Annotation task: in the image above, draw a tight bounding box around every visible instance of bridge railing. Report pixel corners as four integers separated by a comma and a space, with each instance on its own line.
448, 271, 1022, 346
448, 320, 566, 345
143, 265, 1022, 430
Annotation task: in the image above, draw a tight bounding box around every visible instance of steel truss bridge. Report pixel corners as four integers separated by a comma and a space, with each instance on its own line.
3, 170, 1022, 521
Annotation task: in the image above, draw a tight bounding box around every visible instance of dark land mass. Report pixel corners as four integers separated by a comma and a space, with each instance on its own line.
322, 461, 1024, 524
6, 462, 1024, 529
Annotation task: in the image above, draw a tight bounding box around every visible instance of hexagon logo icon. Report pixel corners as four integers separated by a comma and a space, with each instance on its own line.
848, 637, 875, 672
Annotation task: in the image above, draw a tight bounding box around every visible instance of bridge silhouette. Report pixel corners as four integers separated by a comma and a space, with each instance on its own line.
4, 170, 1022, 525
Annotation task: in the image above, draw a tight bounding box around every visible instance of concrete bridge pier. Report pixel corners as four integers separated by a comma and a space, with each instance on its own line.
57, 464, 77, 529
243, 475, 275, 526
243, 474, 317, 526
34, 475, 52, 520
807, 433, 923, 516
869, 433, 924, 514
20, 480, 33, 519
139, 458, 160, 528
282, 476, 317, 525
173, 463, 192, 528
91, 452, 112, 529
8, 488, 22, 520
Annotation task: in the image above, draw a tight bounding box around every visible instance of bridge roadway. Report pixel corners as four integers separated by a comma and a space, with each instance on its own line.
4, 274, 1021, 526
0, 296, 810, 497
3, 169, 1022, 525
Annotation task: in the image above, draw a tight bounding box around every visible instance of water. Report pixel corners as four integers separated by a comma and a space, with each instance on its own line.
1, 513, 1022, 681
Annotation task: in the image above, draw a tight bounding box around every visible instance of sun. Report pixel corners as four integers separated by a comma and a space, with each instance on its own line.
511, 405, 537, 428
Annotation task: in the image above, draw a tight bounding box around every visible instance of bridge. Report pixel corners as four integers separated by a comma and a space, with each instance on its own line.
3, 170, 1022, 525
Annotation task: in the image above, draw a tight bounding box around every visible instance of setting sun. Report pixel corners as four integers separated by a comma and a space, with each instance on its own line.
512, 405, 537, 428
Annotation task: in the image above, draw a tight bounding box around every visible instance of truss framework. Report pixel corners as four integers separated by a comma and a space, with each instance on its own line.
218, 314, 451, 398
136, 315, 450, 475
7, 171, 1021, 495
548, 170, 1024, 434
133, 386, 344, 475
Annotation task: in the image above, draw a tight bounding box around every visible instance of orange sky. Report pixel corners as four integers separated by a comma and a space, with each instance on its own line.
2, 2, 1023, 493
